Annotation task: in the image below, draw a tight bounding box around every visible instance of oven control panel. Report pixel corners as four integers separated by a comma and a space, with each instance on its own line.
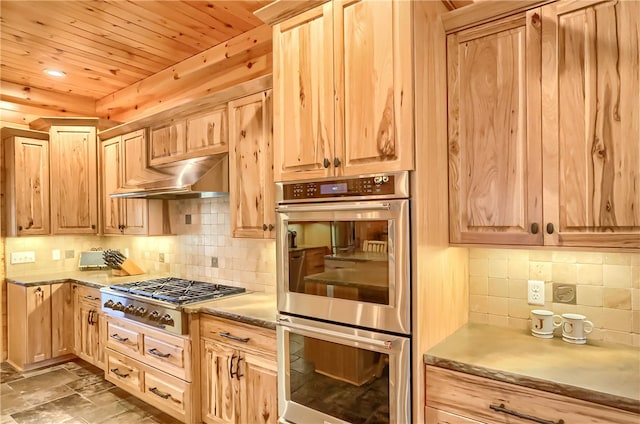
282, 175, 397, 201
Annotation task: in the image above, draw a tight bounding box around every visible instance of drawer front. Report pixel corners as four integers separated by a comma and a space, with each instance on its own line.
200, 316, 276, 357
143, 335, 187, 373
75, 285, 101, 308
105, 349, 142, 393
425, 366, 639, 424
105, 321, 141, 355
144, 369, 189, 418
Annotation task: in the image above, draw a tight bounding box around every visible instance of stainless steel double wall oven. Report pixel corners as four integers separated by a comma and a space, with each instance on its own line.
275, 172, 411, 424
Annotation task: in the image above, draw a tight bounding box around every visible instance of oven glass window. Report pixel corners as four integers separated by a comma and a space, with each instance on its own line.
287, 220, 390, 304
289, 333, 390, 423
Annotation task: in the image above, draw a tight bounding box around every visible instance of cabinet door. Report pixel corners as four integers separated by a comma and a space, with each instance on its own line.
237, 351, 277, 424
26, 285, 52, 363
201, 340, 238, 424
121, 129, 148, 187
186, 108, 228, 156
75, 302, 101, 366
101, 136, 123, 235
229, 90, 275, 239
49, 126, 98, 234
334, 0, 414, 176
542, 0, 640, 248
447, 10, 543, 245
273, 3, 334, 181
51, 283, 73, 358
149, 120, 186, 166
7, 136, 50, 235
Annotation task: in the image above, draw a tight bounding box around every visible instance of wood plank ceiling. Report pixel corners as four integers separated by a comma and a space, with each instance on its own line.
0, 0, 270, 124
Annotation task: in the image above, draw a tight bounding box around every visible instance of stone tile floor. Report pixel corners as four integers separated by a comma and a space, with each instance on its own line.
1, 360, 182, 424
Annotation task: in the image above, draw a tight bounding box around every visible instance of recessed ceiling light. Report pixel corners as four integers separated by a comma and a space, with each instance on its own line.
44, 68, 66, 77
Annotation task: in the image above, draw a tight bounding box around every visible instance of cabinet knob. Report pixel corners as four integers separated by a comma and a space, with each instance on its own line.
530, 223, 539, 234
262, 224, 268, 231
546, 223, 554, 234
333, 157, 341, 168
91, 224, 96, 230
323, 158, 330, 168
17, 226, 23, 231
268, 224, 274, 231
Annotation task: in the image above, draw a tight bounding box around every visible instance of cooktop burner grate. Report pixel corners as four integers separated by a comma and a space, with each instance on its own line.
110, 277, 245, 305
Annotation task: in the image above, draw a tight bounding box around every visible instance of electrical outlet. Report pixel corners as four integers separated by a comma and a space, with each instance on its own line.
159, 253, 165, 263
528, 280, 545, 306
11, 251, 36, 264
52, 249, 61, 261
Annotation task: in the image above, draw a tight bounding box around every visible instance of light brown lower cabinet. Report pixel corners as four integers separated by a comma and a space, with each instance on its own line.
7, 282, 74, 371
73, 285, 105, 369
200, 315, 277, 424
425, 365, 639, 424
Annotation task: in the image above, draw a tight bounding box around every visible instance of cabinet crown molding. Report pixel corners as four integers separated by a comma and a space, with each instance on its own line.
254, 0, 329, 25
442, 0, 553, 33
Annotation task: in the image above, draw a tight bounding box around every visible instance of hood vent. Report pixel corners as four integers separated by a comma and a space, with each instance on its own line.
110, 154, 229, 199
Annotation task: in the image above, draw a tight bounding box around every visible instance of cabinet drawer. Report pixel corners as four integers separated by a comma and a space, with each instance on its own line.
425, 366, 638, 424
144, 369, 189, 418
143, 335, 186, 372
200, 316, 276, 357
106, 349, 142, 393
75, 285, 101, 308
105, 321, 141, 355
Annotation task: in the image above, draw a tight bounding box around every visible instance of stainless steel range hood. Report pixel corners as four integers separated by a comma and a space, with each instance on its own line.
110, 154, 229, 199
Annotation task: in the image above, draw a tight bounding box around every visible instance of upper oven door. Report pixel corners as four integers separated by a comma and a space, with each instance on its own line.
276, 199, 410, 335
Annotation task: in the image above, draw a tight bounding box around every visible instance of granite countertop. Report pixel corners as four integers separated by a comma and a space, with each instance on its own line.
424, 322, 640, 413
5, 272, 277, 329
324, 252, 388, 262
304, 268, 387, 290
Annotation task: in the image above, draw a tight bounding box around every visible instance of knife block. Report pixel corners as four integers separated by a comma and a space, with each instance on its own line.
111, 269, 129, 276
111, 259, 145, 276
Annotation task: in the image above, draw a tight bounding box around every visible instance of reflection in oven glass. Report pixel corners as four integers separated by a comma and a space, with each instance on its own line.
287, 220, 391, 306
289, 334, 390, 423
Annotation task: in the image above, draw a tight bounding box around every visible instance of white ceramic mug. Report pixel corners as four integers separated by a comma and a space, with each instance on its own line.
530, 310, 562, 338
562, 313, 594, 344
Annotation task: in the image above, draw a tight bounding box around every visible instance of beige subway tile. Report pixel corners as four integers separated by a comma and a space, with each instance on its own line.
586, 327, 604, 341
469, 258, 489, 277
603, 288, 632, 310
632, 266, 640, 289
469, 295, 488, 313
469, 276, 488, 295
631, 254, 640, 266
604, 253, 632, 266
632, 309, 640, 334
469, 312, 489, 324
602, 330, 634, 346
487, 249, 509, 259
529, 250, 553, 262
633, 289, 640, 311
507, 249, 529, 261
529, 261, 552, 281
488, 314, 509, 328
507, 298, 530, 319
508, 259, 529, 279
508, 279, 528, 299
603, 308, 633, 332
488, 296, 509, 316
632, 334, 640, 348
488, 278, 509, 297
577, 264, 603, 286
577, 285, 603, 307
488, 259, 508, 278
575, 251, 604, 265
576, 305, 604, 328
603, 265, 632, 288
552, 263, 577, 284
469, 248, 490, 259
552, 303, 578, 316
507, 317, 530, 331
552, 251, 576, 264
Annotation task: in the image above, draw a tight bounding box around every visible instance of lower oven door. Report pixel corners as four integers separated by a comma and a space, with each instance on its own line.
277, 314, 410, 424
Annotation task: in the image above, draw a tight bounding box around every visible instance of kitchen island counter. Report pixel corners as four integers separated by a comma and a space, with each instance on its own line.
424, 322, 640, 414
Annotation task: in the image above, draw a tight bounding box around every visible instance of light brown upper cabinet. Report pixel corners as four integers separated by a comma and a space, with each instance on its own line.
229, 90, 275, 238
446, 0, 639, 249
269, 0, 413, 181
49, 125, 99, 235
541, 0, 640, 248
1, 128, 50, 236
149, 107, 228, 167
100, 131, 148, 235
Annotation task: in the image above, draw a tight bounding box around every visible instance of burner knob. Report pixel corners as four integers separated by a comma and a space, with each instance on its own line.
149, 311, 161, 321
135, 306, 147, 317
159, 314, 175, 326
114, 302, 124, 311
103, 300, 115, 309
125, 304, 136, 314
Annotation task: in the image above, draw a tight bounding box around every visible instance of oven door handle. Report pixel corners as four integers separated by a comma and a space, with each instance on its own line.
276, 202, 392, 213
278, 318, 394, 349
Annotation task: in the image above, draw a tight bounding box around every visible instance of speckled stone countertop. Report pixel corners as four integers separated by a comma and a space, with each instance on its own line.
424, 323, 640, 413
5, 272, 277, 329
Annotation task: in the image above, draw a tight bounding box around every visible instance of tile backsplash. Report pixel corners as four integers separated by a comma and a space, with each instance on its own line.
5, 197, 276, 293
468, 248, 640, 347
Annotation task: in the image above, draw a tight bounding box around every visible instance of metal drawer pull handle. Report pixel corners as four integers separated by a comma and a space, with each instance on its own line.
219, 332, 250, 343
110, 334, 129, 343
490, 403, 564, 424
147, 348, 171, 358
110, 368, 129, 378
149, 387, 181, 404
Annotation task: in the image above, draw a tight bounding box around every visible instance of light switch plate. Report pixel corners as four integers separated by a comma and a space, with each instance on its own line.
52, 249, 61, 260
